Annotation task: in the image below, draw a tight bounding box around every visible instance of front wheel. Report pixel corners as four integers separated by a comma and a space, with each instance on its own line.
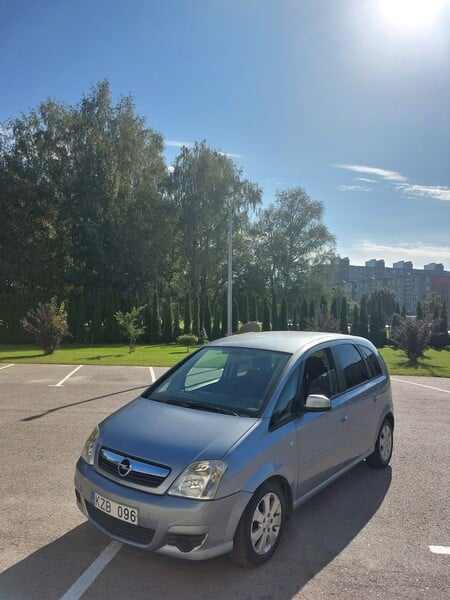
231, 481, 285, 567
367, 418, 393, 468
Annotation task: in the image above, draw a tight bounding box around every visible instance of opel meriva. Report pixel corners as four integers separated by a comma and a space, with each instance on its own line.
75, 331, 394, 566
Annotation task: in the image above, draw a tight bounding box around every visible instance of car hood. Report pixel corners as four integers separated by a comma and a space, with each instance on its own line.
98, 396, 258, 474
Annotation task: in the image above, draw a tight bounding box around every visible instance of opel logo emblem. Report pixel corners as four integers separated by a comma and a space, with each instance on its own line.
118, 458, 132, 477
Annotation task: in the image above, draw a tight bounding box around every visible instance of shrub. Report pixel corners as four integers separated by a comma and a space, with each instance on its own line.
114, 306, 146, 352
177, 334, 199, 352
390, 317, 433, 362
21, 298, 69, 354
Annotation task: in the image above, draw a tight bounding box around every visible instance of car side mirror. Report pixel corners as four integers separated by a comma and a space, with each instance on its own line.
304, 394, 331, 412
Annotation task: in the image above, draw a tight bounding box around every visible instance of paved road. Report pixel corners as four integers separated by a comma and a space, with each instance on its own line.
0, 364, 448, 599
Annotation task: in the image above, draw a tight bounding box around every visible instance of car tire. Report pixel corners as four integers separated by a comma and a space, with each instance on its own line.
367, 418, 393, 468
231, 481, 285, 567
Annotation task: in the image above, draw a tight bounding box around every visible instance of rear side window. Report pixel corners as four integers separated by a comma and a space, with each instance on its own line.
358, 345, 383, 378
334, 344, 370, 390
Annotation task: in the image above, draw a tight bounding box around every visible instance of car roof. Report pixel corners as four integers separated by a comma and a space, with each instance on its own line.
207, 330, 370, 355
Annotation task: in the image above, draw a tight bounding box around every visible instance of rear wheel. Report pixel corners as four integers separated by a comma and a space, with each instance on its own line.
367, 418, 393, 468
231, 481, 285, 567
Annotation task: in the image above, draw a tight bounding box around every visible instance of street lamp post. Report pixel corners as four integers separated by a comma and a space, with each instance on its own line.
227, 203, 233, 336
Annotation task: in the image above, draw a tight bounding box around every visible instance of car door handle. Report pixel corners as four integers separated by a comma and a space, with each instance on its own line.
339, 413, 347, 422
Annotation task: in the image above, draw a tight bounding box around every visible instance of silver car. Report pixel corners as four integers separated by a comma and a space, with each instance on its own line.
75, 331, 394, 566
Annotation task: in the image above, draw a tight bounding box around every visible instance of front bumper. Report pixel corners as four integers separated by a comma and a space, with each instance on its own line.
75, 458, 251, 560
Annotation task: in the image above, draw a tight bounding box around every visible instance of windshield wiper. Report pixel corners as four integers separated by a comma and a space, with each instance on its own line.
173, 399, 240, 416
149, 395, 239, 416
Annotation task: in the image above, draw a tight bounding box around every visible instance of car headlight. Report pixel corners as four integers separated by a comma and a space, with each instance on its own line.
80, 426, 99, 465
168, 460, 227, 500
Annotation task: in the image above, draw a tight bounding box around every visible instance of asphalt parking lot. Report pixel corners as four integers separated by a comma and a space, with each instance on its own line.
0, 364, 449, 600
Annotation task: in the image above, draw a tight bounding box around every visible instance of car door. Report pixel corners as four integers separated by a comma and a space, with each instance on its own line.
331, 343, 376, 460
294, 346, 351, 499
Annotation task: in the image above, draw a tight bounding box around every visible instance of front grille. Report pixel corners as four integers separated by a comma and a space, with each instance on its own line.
86, 501, 155, 545
98, 447, 170, 489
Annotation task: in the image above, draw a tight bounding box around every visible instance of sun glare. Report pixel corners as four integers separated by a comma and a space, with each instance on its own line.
380, 0, 448, 30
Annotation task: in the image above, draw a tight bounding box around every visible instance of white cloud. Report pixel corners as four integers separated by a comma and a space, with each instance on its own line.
333, 163, 450, 203
338, 184, 372, 192
396, 182, 450, 202
338, 240, 450, 269
333, 164, 407, 182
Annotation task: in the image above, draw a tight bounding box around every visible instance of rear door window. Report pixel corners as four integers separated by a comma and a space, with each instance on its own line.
334, 344, 370, 390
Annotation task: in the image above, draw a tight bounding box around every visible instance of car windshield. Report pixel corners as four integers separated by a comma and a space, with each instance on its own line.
146, 346, 291, 417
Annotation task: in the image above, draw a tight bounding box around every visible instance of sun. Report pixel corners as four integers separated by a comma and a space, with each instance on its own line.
380, 0, 448, 30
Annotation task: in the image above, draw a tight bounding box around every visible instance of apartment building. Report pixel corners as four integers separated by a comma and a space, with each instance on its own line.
332, 257, 450, 319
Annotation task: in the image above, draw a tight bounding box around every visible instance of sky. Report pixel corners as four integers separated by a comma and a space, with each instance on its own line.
1, 0, 449, 269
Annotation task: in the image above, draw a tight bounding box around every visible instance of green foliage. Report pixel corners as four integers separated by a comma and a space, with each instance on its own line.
162, 298, 174, 343
232, 298, 239, 333
390, 317, 433, 362
251, 188, 335, 304
280, 297, 288, 330
299, 299, 308, 330
339, 296, 348, 334
183, 292, 192, 335
430, 300, 449, 349
262, 297, 271, 332
114, 306, 146, 352
351, 304, 360, 336
21, 298, 69, 354
176, 334, 199, 352
204, 294, 212, 340
151, 291, 161, 344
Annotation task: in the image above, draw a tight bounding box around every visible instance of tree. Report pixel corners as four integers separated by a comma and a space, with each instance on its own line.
21, 298, 69, 354
390, 317, 433, 362
339, 297, 348, 334
360, 295, 369, 338
280, 298, 288, 330
0, 81, 168, 299
162, 297, 174, 343
151, 291, 161, 343
251, 188, 336, 302
262, 297, 271, 331
114, 306, 146, 352
430, 300, 449, 349
169, 141, 261, 302
351, 305, 360, 336
183, 292, 192, 334
299, 299, 308, 330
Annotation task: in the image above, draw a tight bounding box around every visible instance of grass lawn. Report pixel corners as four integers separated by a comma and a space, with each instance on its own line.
1, 343, 449, 377
379, 346, 450, 378
0, 343, 197, 367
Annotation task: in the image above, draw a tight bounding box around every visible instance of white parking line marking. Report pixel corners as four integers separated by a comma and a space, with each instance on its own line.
149, 366, 156, 383
59, 541, 122, 600
429, 545, 450, 555
391, 378, 450, 395
0, 363, 14, 370
49, 365, 84, 387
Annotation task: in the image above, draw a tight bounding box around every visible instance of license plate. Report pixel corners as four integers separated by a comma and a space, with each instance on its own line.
94, 492, 139, 525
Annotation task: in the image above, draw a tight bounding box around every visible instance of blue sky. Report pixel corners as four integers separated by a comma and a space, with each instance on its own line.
1, 0, 449, 268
